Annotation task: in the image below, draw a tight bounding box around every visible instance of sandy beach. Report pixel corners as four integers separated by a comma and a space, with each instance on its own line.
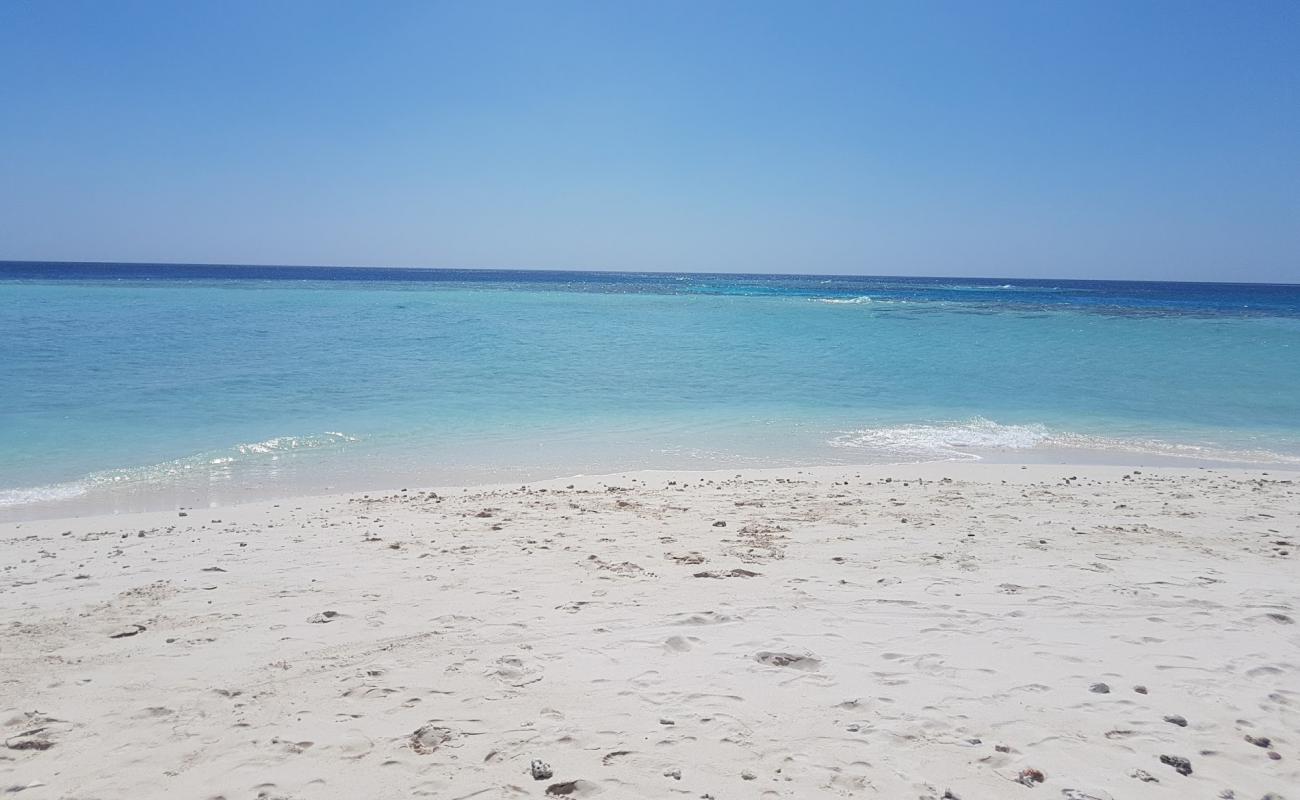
2, 462, 1296, 799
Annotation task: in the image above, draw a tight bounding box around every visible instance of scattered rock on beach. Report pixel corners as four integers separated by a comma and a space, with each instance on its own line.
1159, 754, 1193, 776
1089, 682, 1110, 694
1129, 769, 1158, 783
1245, 734, 1271, 748
1164, 714, 1188, 727
108, 624, 146, 639
530, 759, 553, 780
307, 611, 340, 623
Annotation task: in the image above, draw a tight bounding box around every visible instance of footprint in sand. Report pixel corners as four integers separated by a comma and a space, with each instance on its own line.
669, 611, 738, 625
546, 780, 600, 797
337, 731, 373, 759
488, 654, 543, 687
409, 724, 458, 754
693, 568, 760, 579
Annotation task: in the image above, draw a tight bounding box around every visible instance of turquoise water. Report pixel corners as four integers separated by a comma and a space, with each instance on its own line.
2, 263, 1299, 516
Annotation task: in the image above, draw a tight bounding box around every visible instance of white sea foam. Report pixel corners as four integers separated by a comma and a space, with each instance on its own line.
829, 417, 1300, 465
0, 432, 359, 508
0, 483, 91, 507
829, 418, 1050, 460
816, 296, 874, 304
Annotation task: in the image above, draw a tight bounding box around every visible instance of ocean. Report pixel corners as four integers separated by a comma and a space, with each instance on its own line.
2, 261, 1298, 518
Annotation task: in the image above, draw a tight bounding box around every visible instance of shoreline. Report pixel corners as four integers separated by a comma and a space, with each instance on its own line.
2, 461, 1296, 797
4, 447, 1299, 523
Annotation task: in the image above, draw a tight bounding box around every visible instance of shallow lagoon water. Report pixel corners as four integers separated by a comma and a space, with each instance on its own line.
2, 263, 1298, 516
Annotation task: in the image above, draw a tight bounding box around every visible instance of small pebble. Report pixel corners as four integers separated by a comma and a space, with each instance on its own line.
1090, 682, 1111, 694
1159, 754, 1192, 776
529, 760, 553, 781
1164, 714, 1188, 727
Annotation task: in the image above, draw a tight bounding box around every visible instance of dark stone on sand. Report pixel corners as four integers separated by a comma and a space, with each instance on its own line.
530, 759, 553, 780
1267, 751, 1281, 760
1159, 754, 1193, 776
307, 611, 340, 623
712, 520, 726, 527
1133, 685, 1148, 694
1245, 735, 1272, 748
109, 624, 146, 639
1090, 682, 1110, 693
1164, 714, 1188, 727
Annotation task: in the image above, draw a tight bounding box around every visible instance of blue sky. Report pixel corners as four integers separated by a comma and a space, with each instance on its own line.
1, 1, 1296, 281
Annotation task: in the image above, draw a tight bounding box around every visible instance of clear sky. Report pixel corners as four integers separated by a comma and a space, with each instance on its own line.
1, 1, 1296, 281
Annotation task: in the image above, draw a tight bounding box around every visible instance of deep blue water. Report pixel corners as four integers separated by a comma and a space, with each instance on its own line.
3, 261, 1298, 516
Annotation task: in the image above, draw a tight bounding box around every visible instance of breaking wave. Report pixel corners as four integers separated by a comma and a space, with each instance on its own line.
816, 295, 874, 304
828, 418, 1299, 465
0, 432, 358, 507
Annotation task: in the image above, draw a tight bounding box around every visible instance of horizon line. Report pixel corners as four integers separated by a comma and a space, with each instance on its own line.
1, 258, 1297, 288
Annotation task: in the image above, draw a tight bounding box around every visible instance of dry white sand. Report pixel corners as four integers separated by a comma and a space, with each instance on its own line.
2, 463, 1297, 799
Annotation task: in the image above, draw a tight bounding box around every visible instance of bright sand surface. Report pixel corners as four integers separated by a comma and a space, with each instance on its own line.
2, 463, 1297, 799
